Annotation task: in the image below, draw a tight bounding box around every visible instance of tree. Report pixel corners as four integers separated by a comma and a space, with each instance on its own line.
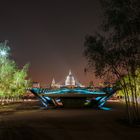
84, 0, 140, 124
0, 41, 30, 104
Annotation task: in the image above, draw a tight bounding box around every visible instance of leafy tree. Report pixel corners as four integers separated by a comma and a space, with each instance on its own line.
84, 0, 140, 124
0, 41, 30, 104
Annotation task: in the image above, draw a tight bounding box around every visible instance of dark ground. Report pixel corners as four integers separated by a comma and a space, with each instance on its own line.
0, 101, 140, 140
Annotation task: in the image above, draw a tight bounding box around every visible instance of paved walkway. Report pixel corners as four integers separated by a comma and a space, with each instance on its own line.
0, 102, 139, 140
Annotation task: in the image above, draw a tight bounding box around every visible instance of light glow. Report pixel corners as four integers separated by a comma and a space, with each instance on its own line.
0, 50, 7, 57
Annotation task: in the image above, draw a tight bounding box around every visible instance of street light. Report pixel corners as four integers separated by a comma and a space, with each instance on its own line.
0, 50, 7, 56
0, 50, 8, 57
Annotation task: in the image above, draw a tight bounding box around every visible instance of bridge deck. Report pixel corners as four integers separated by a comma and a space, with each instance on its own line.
39, 93, 106, 98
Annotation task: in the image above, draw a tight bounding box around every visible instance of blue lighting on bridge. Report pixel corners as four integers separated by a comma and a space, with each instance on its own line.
30, 71, 117, 110
32, 88, 106, 95
30, 87, 116, 110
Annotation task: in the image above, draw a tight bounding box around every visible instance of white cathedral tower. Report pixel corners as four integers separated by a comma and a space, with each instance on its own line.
50, 70, 85, 88
65, 70, 76, 86
51, 78, 55, 86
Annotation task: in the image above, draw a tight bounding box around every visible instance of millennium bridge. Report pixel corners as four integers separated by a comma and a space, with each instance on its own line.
30, 70, 117, 110
30, 87, 116, 110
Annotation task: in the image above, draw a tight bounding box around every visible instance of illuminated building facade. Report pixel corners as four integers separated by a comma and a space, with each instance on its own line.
65, 70, 76, 86
51, 70, 84, 88
32, 82, 40, 88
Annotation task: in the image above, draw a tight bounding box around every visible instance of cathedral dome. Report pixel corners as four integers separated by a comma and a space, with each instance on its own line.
65, 70, 76, 86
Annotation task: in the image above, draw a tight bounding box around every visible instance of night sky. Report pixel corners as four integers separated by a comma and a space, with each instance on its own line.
0, 0, 102, 86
